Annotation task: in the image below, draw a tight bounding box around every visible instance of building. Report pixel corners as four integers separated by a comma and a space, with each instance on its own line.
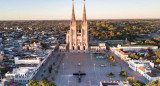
100, 81, 130, 86
5, 67, 37, 84
22, 42, 41, 50
66, 0, 89, 52
59, 44, 67, 52
65, 0, 106, 53
90, 43, 106, 52
144, 69, 160, 81
128, 60, 154, 72
127, 59, 160, 81
0, 51, 4, 62
14, 57, 41, 65
117, 44, 158, 52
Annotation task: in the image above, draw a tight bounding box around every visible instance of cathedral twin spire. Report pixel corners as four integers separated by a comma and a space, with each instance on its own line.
82, 0, 87, 22
71, 0, 87, 23
71, 0, 75, 23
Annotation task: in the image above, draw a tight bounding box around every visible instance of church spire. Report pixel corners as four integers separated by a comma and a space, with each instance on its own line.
82, 0, 87, 22
71, 0, 76, 23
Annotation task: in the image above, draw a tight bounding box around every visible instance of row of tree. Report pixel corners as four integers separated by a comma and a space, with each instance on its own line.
88, 20, 160, 41
28, 78, 56, 86
126, 77, 160, 86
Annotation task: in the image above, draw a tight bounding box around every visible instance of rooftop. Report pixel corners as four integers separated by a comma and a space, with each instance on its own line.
122, 44, 157, 47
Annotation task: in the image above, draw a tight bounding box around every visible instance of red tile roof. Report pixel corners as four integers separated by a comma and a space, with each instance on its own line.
138, 66, 145, 72
116, 49, 127, 55
8, 82, 18, 86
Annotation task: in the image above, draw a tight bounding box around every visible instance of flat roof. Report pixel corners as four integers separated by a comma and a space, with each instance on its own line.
102, 82, 119, 86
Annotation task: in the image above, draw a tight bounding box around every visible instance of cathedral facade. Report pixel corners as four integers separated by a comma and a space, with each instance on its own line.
66, 0, 89, 52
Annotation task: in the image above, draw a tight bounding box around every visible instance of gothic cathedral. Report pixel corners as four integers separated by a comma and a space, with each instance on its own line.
66, 0, 89, 52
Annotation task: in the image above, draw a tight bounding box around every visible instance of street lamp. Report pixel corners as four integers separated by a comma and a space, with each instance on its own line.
66, 53, 68, 59
94, 64, 96, 71
121, 66, 122, 71
68, 80, 71, 86
62, 63, 64, 73
88, 80, 91, 86
91, 53, 93, 60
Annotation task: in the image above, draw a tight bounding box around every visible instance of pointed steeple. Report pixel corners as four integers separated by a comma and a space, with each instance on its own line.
71, 0, 76, 23
82, 0, 87, 22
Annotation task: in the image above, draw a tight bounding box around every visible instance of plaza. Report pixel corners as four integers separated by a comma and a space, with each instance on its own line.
54, 51, 149, 86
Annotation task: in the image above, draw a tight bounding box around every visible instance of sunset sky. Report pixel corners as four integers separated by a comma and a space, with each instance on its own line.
0, 0, 160, 20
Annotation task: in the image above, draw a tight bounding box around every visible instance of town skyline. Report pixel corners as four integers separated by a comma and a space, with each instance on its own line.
0, 0, 160, 20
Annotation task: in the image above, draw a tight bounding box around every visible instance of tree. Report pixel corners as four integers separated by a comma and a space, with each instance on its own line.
53, 62, 55, 66
21, 42, 24, 46
39, 79, 56, 86
40, 42, 47, 49
156, 58, 160, 63
125, 77, 136, 85
132, 82, 141, 86
28, 80, 39, 86
48, 65, 52, 73
4, 57, 9, 62
155, 50, 160, 58
120, 71, 127, 77
128, 52, 139, 60
28, 79, 56, 86
48, 63, 52, 73
108, 72, 115, 77
146, 79, 160, 86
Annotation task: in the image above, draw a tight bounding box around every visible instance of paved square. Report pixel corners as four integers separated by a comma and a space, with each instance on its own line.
54, 52, 148, 86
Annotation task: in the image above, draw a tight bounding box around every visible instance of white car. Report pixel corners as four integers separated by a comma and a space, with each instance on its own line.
100, 64, 106, 67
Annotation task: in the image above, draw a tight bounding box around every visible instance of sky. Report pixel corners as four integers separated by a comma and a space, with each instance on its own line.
0, 0, 160, 20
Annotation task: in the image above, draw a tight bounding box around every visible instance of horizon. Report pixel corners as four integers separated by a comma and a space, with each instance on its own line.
0, 0, 160, 20
1, 18, 160, 21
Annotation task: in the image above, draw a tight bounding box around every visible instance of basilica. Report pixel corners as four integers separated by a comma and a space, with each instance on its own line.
66, 0, 89, 52
59, 0, 106, 53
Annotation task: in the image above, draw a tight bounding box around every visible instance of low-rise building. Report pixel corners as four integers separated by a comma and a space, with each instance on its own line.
117, 44, 158, 52
100, 81, 130, 86
110, 48, 130, 63
128, 60, 154, 72
5, 67, 37, 84
90, 43, 106, 52
59, 44, 67, 52
14, 57, 41, 65
144, 69, 160, 81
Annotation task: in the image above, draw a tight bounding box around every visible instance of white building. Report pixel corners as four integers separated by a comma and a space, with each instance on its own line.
128, 60, 154, 72
59, 44, 67, 52
100, 81, 130, 86
127, 60, 160, 81
14, 57, 41, 65
110, 48, 130, 63
90, 43, 106, 52
144, 71, 160, 81
117, 44, 158, 52
5, 67, 37, 84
